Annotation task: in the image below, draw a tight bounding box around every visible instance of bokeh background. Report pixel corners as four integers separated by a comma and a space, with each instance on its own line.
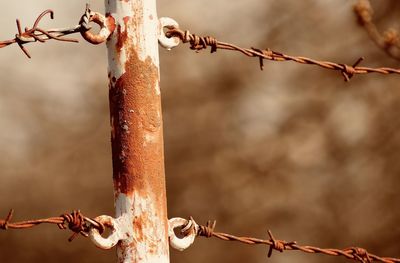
0, 1, 399, 262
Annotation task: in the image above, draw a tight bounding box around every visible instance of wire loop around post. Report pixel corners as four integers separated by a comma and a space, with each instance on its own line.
79, 5, 115, 45
168, 217, 199, 251
158, 17, 180, 50
88, 215, 122, 250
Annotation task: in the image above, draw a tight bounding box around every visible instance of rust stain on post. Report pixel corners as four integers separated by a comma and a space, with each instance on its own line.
106, 0, 169, 262
110, 51, 164, 198
116, 17, 129, 52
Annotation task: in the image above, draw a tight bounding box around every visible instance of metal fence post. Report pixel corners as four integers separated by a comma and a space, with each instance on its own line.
105, 1, 169, 262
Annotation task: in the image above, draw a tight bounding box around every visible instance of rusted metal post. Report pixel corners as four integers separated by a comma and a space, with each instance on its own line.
105, 1, 169, 262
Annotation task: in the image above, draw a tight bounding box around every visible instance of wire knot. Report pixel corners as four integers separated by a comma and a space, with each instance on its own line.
166, 29, 218, 53
341, 57, 364, 82
186, 31, 218, 53
0, 220, 6, 230
195, 219, 216, 238
267, 230, 296, 258
252, 48, 276, 70
80, 4, 93, 31
267, 230, 284, 257
0, 209, 14, 230
342, 64, 356, 81
182, 217, 216, 238
349, 247, 372, 263
59, 210, 87, 242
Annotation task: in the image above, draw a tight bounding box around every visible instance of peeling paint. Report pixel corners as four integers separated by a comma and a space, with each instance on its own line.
114, 192, 168, 263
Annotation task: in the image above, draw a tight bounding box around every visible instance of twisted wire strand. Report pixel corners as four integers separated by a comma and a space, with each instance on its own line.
166, 28, 400, 81
184, 218, 400, 263
354, 0, 400, 60
0, 209, 104, 242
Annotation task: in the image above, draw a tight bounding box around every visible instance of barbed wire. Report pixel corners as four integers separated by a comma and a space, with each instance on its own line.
2, 3, 399, 82
354, 0, 400, 60
180, 217, 400, 263
0, 5, 101, 58
165, 28, 400, 81
0, 209, 104, 242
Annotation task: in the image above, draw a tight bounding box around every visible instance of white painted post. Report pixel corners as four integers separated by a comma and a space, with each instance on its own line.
104, 1, 169, 263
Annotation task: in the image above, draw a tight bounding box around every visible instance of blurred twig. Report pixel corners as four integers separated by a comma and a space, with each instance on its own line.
354, 0, 400, 60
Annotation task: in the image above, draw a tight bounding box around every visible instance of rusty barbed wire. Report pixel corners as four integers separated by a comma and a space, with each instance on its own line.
354, 0, 400, 61
181, 217, 400, 263
0, 4, 112, 58
0, 209, 104, 242
165, 28, 400, 81
0, 10, 80, 58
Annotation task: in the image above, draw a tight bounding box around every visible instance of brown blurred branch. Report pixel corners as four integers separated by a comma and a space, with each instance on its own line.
354, 0, 400, 60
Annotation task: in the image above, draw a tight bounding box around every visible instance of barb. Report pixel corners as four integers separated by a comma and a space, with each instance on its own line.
178, 217, 400, 263
165, 28, 400, 81
354, 0, 400, 61
0, 209, 104, 242
0, 9, 80, 58
0, 5, 114, 58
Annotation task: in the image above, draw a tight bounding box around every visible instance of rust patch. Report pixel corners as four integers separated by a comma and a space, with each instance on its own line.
116, 18, 129, 52
106, 15, 116, 38
109, 49, 166, 202
116, 25, 124, 52
133, 214, 145, 242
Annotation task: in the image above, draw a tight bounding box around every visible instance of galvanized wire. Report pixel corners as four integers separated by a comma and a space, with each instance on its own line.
166, 28, 400, 81
182, 217, 400, 263
0, 209, 104, 242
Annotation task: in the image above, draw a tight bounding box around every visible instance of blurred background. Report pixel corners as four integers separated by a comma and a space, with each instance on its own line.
0, 0, 399, 262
